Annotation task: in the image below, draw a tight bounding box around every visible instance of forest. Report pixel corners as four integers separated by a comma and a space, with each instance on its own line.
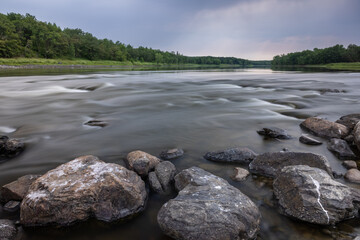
272, 44, 360, 65
0, 12, 267, 66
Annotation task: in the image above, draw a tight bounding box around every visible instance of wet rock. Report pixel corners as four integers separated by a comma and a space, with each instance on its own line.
319, 89, 346, 94
204, 147, 257, 163
344, 134, 355, 145
249, 152, 333, 178
0, 219, 17, 240
158, 167, 261, 240
300, 117, 349, 139
3, 201, 21, 212
336, 114, 360, 131
343, 160, 357, 169
257, 127, 292, 139
328, 138, 357, 160
332, 171, 343, 179
159, 148, 184, 160
274, 165, 359, 225
0, 175, 40, 203
84, 120, 108, 128
299, 134, 322, 145
345, 169, 360, 184
353, 122, 360, 152
20, 155, 147, 226
0, 136, 25, 159
148, 161, 176, 194
231, 167, 250, 181
126, 150, 161, 176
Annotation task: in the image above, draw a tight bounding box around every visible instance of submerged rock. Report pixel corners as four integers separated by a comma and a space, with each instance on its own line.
3, 200, 21, 212
126, 150, 161, 176
249, 152, 333, 178
274, 165, 359, 225
0, 136, 25, 159
327, 138, 357, 160
20, 155, 147, 226
299, 134, 322, 145
84, 120, 108, 128
0, 219, 17, 240
204, 147, 257, 163
345, 169, 360, 184
0, 174, 40, 203
231, 167, 250, 182
159, 148, 184, 160
300, 117, 349, 139
257, 127, 292, 139
149, 161, 176, 194
158, 167, 261, 240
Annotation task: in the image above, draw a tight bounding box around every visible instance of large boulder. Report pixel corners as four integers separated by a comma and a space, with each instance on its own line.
0, 219, 17, 240
0, 174, 40, 203
257, 127, 292, 139
274, 165, 360, 225
300, 117, 349, 139
327, 138, 357, 160
126, 150, 161, 176
158, 167, 261, 240
0, 136, 25, 160
249, 152, 333, 178
204, 147, 257, 163
20, 155, 147, 226
148, 161, 176, 194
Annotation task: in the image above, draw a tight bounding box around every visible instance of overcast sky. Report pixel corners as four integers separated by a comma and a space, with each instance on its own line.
1, 0, 359, 60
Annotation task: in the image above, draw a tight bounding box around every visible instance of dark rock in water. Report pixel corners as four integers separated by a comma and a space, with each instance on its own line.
204, 147, 257, 163
20, 155, 147, 226
126, 150, 161, 176
231, 167, 250, 181
336, 114, 360, 131
327, 138, 357, 160
3, 201, 21, 212
274, 165, 359, 225
345, 169, 360, 184
257, 127, 292, 139
300, 117, 349, 139
299, 134, 322, 145
0, 136, 25, 159
353, 122, 360, 152
344, 134, 355, 145
159, 148, 184, 160
319, 89, 346, 94
0, 219, 17, 240
332, 171, 343, 179
342, 160, 357, 169
148, 161, 176, 194
84, 120, 108, 128
0, 174, 40, 203
249, 152, 333, 178
158, 167, 261, 240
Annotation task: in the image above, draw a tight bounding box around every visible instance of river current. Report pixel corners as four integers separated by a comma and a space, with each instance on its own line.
1, 68, 360, 239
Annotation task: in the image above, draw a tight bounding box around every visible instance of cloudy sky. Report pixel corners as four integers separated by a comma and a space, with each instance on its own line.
1, 0, 359, 60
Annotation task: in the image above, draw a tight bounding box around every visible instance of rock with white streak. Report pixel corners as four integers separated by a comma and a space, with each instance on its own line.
20, 155, 147, 226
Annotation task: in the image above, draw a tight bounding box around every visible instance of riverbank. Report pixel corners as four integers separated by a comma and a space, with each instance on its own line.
308, 62, 360, 71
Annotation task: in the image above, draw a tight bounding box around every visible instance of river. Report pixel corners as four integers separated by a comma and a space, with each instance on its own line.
1, 68, 360, 239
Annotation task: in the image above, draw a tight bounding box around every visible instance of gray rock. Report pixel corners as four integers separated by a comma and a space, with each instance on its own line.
126, 150, 161, 176
299, 134, 322, 145
3, 201, 21, 212
20, 155, 147, 226
345, 169, 360, 184
0, 136, 25, 159
274, 165, 359, 225
249, 152, 333, 178
159, 148, 184, 160
257, 127, 292, 139
231, 167, 250, 181
149, 161, 176, 194
0, 219, 17, 240
354, 122, 360, 152
204, 147, 257, 163
336, 114, 360, 131
0, 174, 40, 203
342, 160, 357, 169
158, 167, 261, 240
328, 138, 357, 160
300, 117, 349, 139
84, 120, 108, 127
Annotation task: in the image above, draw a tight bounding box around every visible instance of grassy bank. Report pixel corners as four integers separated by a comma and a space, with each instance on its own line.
307, 62, 360, 71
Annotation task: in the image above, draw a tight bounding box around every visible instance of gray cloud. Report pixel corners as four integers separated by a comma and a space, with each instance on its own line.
1, 0, 359, 59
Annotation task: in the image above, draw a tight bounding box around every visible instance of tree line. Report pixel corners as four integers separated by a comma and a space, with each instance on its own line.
0, 12, 260, 66
272, 44, 360, 65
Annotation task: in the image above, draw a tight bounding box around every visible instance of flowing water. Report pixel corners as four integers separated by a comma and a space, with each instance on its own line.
1, 68, 360, 239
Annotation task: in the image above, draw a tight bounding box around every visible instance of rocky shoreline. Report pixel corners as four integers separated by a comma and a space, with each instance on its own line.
1, 114, 360, 239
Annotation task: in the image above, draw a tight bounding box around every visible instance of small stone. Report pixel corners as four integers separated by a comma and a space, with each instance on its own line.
159, 148, 184, 160
148, 172, 163, 193
342, 160, 357, 170
3, 201, 21, 212
332, 171, 344, 179
299, 134, 322, 145
345, 169, 360, 184
126, 150, 161, 176
327, 138, 357, 160
0, 136, 25, 159
204, 147, 257, 163
231, 167, 250, 181
0, 219, 17, 240
84, 120, 108, 128
257, 127, 292, 139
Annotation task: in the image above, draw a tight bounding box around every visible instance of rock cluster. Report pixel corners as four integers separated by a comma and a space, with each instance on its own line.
148, 161, 176, 194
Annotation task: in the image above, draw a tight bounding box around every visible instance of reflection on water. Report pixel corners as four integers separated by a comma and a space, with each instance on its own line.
1, 68, 360, 239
